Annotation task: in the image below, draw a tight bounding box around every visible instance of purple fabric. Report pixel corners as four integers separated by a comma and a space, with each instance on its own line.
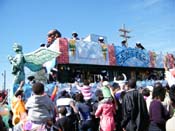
114, 92, 121, 100
23, 121, 32, 130
149, 100, 170, 131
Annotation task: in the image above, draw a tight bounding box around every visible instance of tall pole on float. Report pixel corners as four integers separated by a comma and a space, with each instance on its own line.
119, 24, 131, 47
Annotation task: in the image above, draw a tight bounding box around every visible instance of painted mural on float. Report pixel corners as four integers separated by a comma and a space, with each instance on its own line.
56, 38, 173, 69
115, 46, 149, 67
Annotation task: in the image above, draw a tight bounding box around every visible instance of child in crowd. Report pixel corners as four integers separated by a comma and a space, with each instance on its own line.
100, 81, 118, 109
14, 82, 55, 131
95, 94, 116, 131
95, 81, 116, 131
54, 106, 73, 131
100, 81, 113, 102
26, 82, 55, 123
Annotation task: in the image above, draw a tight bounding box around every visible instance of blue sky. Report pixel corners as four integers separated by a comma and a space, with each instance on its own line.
0, 0, 175, 89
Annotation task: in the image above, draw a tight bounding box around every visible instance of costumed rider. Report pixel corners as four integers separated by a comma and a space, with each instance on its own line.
72, 32, 80, 40
98, 36, 105, 45
121, 40, 127, 48
135, 42, 145, 50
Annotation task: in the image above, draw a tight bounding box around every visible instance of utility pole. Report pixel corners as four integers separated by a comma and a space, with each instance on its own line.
2, 70, 6, 90
119, 24, 131, 47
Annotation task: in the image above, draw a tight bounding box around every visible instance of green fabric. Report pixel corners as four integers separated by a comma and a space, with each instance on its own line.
101, 86, 112, 98
2, 114, 10, 128
0, 104, 10, 128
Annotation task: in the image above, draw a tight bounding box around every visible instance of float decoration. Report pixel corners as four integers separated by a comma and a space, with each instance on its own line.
69, 39, 76, 56
8, 43, 61, 85
165, 53, 175, 69
101, 43, 107, 60
24, 47, 61, 71
149, 51, 157, 67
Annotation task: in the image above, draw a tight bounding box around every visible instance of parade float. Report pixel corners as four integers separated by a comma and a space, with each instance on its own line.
7, 33, 175, 101
55, 34, 170, 83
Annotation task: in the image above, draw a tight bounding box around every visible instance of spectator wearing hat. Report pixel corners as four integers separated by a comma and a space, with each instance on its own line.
99, 81, 119, 112
101, 81, 113, 100
95, 81, 116, 131
95, 103, 116, 131
72, 32, 80, 40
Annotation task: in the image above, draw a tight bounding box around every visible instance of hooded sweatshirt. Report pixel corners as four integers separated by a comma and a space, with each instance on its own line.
25, 94, 55, 122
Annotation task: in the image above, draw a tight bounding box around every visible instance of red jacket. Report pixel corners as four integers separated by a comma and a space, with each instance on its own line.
95, 101, 116, 131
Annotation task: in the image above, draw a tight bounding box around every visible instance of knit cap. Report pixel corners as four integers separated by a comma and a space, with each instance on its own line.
101, 81, 112, 98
